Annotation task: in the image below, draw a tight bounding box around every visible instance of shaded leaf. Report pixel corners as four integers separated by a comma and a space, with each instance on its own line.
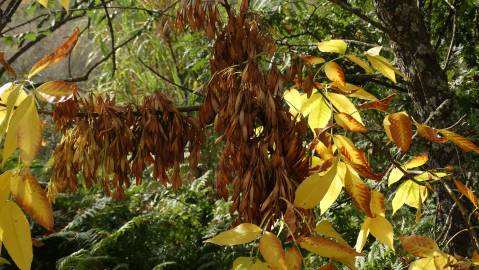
259, 232, 287, 270
0, 170, 13, 202
415, 122, 448, 143
0, 201, 33, 270
439, 129, 479, 154
205, 223, 262, 246
0, 52, 16, 79
285, 246, 302, 270
346, 54, 373, 73
400, 235, 441, 257
9, 172, 54, 231
302, 56, 325, 65
315, 220, 348, 245
317, 40, 347, 54
28, 27, 80, 78
232, 257, 270, 270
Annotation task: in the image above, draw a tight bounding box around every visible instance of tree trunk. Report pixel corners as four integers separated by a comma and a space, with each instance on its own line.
374, 0, 476, 256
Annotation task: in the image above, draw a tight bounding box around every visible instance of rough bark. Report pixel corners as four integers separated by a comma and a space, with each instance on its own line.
374, 0, 476, 256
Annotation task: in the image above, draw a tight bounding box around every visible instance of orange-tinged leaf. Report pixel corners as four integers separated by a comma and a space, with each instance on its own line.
384, 112, 413, 152
315, 220, 348, 245
415, 122, 448, 143
346, 54, 373, 74
36, 81, 78, 103
205, 223, 262, 246
358, 93, 396, 112
334, 135, 383, 181
298, 236, 361, 270
400, 235, 441, 257
370, 190, 385, 217
0, 201, 33, 270
28, 27, 80, 78
405, 153, 429, 169
302, 55, 326, 65
326, 92, 363, 124
439, 129, 479, 154
343, 166, 373, 217
9, 171, 54, 231
285, 246, 302, 270
324, 62, 346, 87
454, 180, 478, 207
330, 82, 360, 95
294, 159, 338, 209
259, 232, 287, 270
0, 52, 16, 79
335, 113, 367, 133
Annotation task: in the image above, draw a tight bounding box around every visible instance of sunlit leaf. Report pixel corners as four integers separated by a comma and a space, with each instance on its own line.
384, 112, 413, 152
439, 129, 479, 154
324, 62, 346, 87
370, 190, 385, 217
346, 54, 373, 73
326, 92, 363, 124
414, 122, 448, 143
298, 236, 361, 270
453, 180, 478, 207
315, 220, 348, 245
301, 93, 332, 131
368, 216, 394, 250
392, 181, 427, 214
285, 246, 302, 270
28, 27, 80, 78
343, 165, 373, 217
259, 232, 287, 270
409, 255, 456, 270
59, 0, 70, 11
400, 235, 441, 257
9, 172, 54, 231
294, 159, 338, 209
365, 54, 396, 83
0, 170, 13, 202
37, 0, 48, 7
388, 153, 429, 186
36, 80, 78, 103
317, 40, 347, 54
335, 113, 367, 133
0, 201, 33, 270
0, 52, 16, 79
205, 223, 262, 246
348, 88, 378, 101
366, 46, 382, 56
319, 161, 346, 214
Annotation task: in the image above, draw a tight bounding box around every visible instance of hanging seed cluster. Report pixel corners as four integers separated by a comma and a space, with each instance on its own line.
177, 0, 311, 228
49, 93, 202, 200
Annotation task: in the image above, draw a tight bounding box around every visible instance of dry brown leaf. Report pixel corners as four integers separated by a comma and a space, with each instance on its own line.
0, 52, 16, 78
439, 129, 479, 154
454, 180, 478, 207
358, 93, 397, 112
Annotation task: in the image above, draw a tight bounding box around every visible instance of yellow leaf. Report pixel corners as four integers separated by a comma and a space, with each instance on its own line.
28, 27, 80, 78
319, 162, 346, 214
453, 180, 478, 207
37, 0, 48, 7
370, 190, 385, 217
36, 81, 78, 103
9, 172, 54, 231
400, 235, 441, 257
285, 246, 302, 270
298, 236, 361, 270
324, 62, 346, 87
0, 83, 27, 140
348, 88, 378, 101
368, 216, 394, 250
315, 220, 348, 245
294, 158, 338, 209
409, 254, 456, 270
366, 54, 396, 83
355, 218, 370, 252
0, 201, 33, 270
384, 112, 413, 152
388, 154, 429, 186
3, 95, 35, 164
284, 89, 306, 117
366, 46, 382, 56
59, 0, 70, 11
345, 54, 373, 74
414, 172, 448, 181
205, 223, 262, 246
439, 129, 479, 154
392, 181, 427, 214
232, 257, 270, 270
302, 93, 332, 132
0, 170, 13, 202
334, 113, 368, 133
259, 232, 287, 270
317, 40, 347, 54
326, 93, 363, 124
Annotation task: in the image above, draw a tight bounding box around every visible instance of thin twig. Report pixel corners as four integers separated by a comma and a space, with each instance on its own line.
101, 0, 116, 78
326, 0, 390, 33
